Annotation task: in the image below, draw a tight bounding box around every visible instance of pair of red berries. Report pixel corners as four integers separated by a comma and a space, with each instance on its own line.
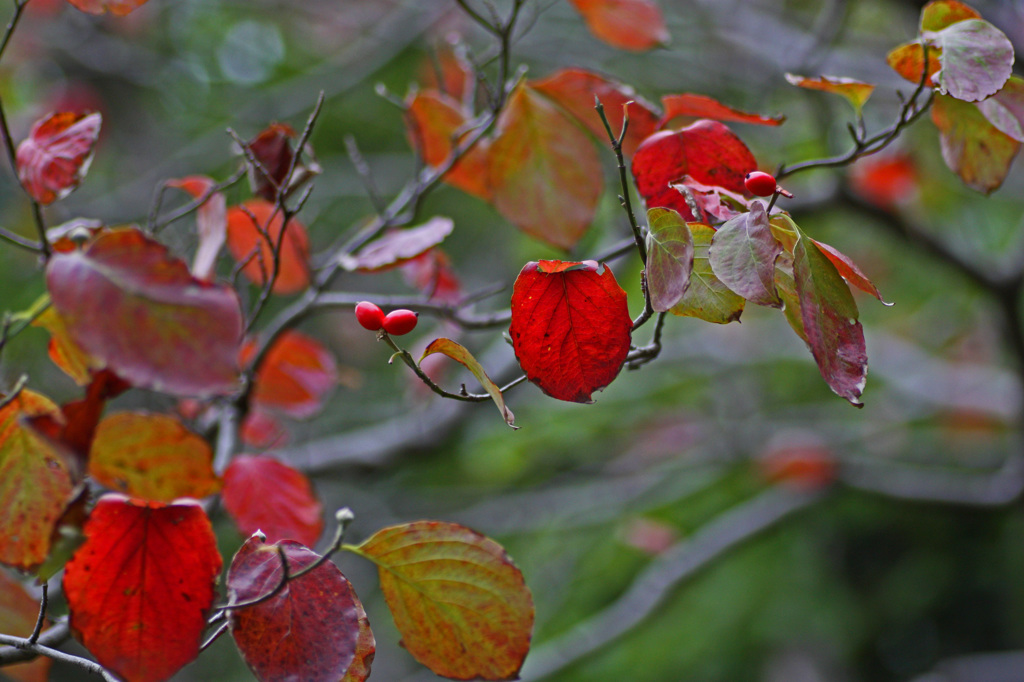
355, 301, 419, 336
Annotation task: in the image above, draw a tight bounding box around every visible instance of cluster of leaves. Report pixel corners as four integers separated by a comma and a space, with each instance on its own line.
0, 0, 1019, 681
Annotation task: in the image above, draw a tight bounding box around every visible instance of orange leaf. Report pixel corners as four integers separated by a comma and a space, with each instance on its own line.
32, 306, 102, 386
243, 330, 338, 419
783, 74, 875, 113
64, 0, 149, 15
660, 93, 785, 127
222, 455, 324, 547
566, 0, 670, 51
226, 200, 311, 294
405, 91, 492, 200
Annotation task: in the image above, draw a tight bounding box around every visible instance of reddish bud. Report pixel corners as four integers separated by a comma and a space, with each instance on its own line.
744, 171, 777, 197
354, 301, 385, 331
382, 309, 419, 336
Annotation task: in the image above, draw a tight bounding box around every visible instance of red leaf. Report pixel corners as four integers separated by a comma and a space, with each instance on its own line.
418, 39, 475, 108
400, 248, 463, 304
566, 0, 670, 51
226, 200, 311, 294
15, 111, 101, 205
529, 68, 660, 157
228, 536, 367, 682
509, 260, 631, 403
342, 217, 454, 272
63, 495, 222, 682
46, 228, 243, 397
240, 409, 289, 448
490, 84, 603, 249
631, 122, 757, 220
242, 330, 338, 419
166, 175, 227, 281
243, 123, 320, 201
405, 91, 492, 200
222, 455, 324, 547
0, 390, 75, 571
64, 0, 149, 15
659, 93, 785, 128
811, 238, 890, 305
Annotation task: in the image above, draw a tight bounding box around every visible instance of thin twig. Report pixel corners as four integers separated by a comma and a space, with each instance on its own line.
27, 582, 46, 645
0, 634, 117, 681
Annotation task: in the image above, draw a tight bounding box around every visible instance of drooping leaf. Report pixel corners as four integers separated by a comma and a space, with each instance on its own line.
509, 260, 632, 403
670, 223, 745, 324
15, 111, 101, 205
708, 201, 782, 307
64, 0, 148, 15
645, 207, 694, 312
421, 338, 517, 428
222, 455, 324, 547
774, 250, 806, 343
566, 0, 670, 51
242, 331, 338, 420
659, 93, 785, 128
341, 217, 454, 272
977, 76, 1024, 142
405, 91, 492, 200
352, 521, 534, 681
489, 84, 603, 250
0, 390, 74, 571
401, 248, 463, 304
0, 571, 51, 682
32, 305, 101, 386
228, 536, 365, 682
783, 74, 875, 113
242, 122, 320, 202
631, 121, 757, 220
166, 176, 227, 282
793, 236, 868, 407
921, 0, 980, 31
46, 228, 243, 397
668, 176, 750, 222
930, 19, 1014, 102
63, 495, 222, 682
811, 239, 891, 305
226, 200, 311, 294
88, 412, 220, 502
931, 93, 1020, 193
529, 68, 660, 156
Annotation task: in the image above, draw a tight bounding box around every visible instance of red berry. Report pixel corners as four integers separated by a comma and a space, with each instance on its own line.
354, 301, 385, 331
382, 309, 419, 336
744, 171, 777, 197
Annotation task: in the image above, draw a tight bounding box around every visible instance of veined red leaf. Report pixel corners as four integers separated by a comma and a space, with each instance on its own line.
421, 338, 517, 428
32, 305, 102, 386
489, 84, 602, 250
226, 200, 311, 294
401, 248, 462, 304
645, 207, 694, 312
228, 536, 366, 682
0, 390, 74, 571
405, 91, 492, 200
669, 223, 744, 324
166, 176, 227, 282
977, 76, 1024, 142
46, 228, 243, 397
222, 455, 324, 547
509, 260, 631, 403
659, 93, 784, 128
783, 74, 875, 113
89, 412, 220, 502
351, 521, 533, 681
793, 236, 868, 407
931, 93, 1020, 194
0, 571, 51, 682
243, 330, 338, 419
632, 121, 757, 220
65, 0, 148, 15
811, 239, 891, 305
341, 217, 454, 272
930, 19, 1014, 102
15, 111, 101, 205
708, 201, 782, 308
63, 495, 221, 682
529, 68, 660, 156
566, 0, 670, 51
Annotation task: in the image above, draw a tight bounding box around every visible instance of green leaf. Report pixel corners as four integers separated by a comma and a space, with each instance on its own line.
645, 208, 694, 312
930, 19, 1014, 102
920, 0, 980, 33
931, 93, 1020, 194
420, 338, 517, 429
669, 223, 744, 324
708, 201, 782, 308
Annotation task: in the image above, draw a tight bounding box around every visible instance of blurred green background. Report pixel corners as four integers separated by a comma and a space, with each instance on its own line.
3, 0, 1024, 680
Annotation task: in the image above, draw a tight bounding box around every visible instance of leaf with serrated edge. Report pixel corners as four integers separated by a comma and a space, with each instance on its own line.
421, 338, 517, 428
351, 521, 533, 681
793, 236, 868, 406
670, 223, 744, 324
709, 201, 782, 308
931, 93, 1020, 194
89, 412, 220, 502
228, 536, 363, 682
645, 208, 694, 312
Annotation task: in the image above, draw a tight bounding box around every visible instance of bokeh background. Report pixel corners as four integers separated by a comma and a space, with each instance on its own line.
3, 0, 1024, 680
